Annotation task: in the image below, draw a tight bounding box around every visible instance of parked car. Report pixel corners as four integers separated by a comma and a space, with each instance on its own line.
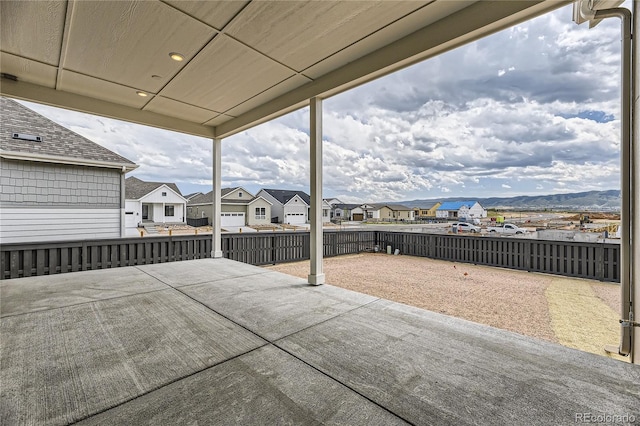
486, 223, 527, 234
459, 217, 481, 225
452, 222, 481, 233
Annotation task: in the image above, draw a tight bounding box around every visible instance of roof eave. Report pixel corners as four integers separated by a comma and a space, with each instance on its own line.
0, 150, 138, 172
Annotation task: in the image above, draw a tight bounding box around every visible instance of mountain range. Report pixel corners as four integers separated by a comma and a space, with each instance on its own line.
403, 190, 621, 211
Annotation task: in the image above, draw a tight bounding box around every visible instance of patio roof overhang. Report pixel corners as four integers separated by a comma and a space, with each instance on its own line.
1, 0, 570, 139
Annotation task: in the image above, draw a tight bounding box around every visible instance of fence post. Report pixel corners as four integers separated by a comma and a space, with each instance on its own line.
271, 234, 277, 264
595, 243, 605, 281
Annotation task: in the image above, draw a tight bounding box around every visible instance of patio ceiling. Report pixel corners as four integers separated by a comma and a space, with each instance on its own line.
0, 0, 570, 139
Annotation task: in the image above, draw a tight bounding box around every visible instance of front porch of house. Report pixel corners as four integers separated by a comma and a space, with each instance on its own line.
1, 258, 637, 425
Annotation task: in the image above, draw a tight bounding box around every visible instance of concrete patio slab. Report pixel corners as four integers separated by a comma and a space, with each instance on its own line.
278, 299, 640, 425
1, 289, 265, 425
0, 267, 167, 317
181, 275, 377, 341
173, 270, 307, 296
76, 345, 407, 425
136, 257, 270, 287
2, 258, 638, 426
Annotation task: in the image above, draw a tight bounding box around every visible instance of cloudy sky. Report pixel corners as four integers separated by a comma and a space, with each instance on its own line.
20, 2, 627, 203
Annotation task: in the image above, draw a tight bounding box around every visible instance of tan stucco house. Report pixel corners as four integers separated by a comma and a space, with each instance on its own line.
187, 187, 272, 227
413, 202, 442, 219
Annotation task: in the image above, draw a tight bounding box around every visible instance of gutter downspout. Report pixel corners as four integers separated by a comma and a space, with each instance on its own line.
632, 0, 639, 364
596, 7, 633, 358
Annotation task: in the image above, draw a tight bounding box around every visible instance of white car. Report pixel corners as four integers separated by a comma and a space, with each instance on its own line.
451, 222, 481, 233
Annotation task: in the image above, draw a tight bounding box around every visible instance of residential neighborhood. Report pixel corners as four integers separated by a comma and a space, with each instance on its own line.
0, 95, 492, 243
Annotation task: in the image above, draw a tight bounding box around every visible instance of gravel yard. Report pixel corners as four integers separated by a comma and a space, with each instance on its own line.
265, 253, 627, 362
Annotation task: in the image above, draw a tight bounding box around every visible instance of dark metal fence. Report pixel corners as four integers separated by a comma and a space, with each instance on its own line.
1, 231, 619, 282
375, 231, 619, 282
186, 217, 209, 227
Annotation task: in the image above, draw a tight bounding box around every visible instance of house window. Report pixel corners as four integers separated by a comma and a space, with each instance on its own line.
255, 207, 266, 219
165, 205, 175, 216
238, 192, 243, 198
323, 210, 328, 217
367, 212, 373, 219
162, 192, 167, 196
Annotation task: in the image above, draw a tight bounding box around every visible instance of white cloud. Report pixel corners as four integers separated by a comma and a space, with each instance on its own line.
502, 184, 512, 189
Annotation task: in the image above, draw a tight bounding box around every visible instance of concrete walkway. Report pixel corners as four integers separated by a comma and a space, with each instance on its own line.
1, 259, 638, 425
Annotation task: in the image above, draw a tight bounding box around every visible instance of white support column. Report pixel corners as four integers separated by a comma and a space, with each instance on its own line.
212, 138, 223, 258
308, 97, 325, 285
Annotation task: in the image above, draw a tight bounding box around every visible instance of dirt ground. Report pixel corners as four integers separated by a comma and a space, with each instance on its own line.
265, 253, 627, 362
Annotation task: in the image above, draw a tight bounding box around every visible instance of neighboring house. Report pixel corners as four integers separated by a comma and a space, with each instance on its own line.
325, 197, 342, 219
436, 201, 487, 220
186, 187, 272, 227
0, 97, 137, 243
321, 199, 332, 223
325, 198, 342, 206
124, 177, 186, 232
333, 203, 361, 221
368, 204, 415, 221
413, 202, 442, 219
351, 204, 370, 221
257, 189, 310, 224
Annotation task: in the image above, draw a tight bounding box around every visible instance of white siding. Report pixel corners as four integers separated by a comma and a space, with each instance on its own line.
140, 186, 185, 204
0, 207, 121, 243
125, 200, 141, 229
468, 203, 487, 218
257, 190, 284, 222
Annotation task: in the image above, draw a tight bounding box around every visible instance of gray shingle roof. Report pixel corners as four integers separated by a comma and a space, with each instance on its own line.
368, 203, 412, 211
1, 97, 136, 167
334, 203, 361, 210
187, 188, 255, 205
125, 176, 183, 200
261, 189, 310, 205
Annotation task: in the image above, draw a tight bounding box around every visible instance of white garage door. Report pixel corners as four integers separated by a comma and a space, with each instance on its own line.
285, 213, 305, 225
221, 213, 245, 227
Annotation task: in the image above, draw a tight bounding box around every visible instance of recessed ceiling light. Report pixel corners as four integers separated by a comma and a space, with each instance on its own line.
136, 91, 148, 97
169, 52, 184, 61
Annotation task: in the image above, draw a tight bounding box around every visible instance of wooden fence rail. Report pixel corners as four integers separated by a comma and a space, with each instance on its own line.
1, 231, 619, 282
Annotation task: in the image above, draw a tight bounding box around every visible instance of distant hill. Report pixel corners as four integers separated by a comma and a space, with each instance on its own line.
403, 190, 621, 211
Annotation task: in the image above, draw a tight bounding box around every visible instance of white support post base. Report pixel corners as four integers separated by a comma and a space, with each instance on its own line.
308, 273, 325, 286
